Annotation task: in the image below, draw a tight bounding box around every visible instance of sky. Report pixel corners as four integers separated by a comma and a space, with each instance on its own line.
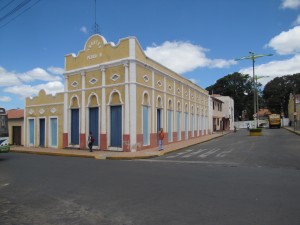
1, 0, 300, 110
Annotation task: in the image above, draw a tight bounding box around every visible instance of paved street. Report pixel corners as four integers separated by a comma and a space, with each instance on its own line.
153, 128, 300, 169
1, 128, 300, 225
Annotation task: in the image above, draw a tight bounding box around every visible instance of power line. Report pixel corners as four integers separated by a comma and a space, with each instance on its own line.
0, 0, 16, 13
0, 0, 31, 23
0, 0, 41, 29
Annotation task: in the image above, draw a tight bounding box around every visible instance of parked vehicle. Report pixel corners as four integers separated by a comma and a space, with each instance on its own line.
268, 114, 281, 129
0, 108, 10, 153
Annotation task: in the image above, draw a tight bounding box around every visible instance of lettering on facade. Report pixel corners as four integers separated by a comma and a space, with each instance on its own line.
87, 39, 102, 49
87, 53, 102, 60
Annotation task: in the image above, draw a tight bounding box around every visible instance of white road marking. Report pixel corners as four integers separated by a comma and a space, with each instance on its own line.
198, 148, 221, 158
182, 149, 207, 158
216, 148, 234, 157
166, 149, 193, 158
137, 159, 239, 166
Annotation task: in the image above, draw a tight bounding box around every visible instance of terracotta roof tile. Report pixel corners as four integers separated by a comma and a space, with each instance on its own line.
7, 109, 24, 119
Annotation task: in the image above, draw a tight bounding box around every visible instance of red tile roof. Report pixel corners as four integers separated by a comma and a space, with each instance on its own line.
7, 109, 24, 119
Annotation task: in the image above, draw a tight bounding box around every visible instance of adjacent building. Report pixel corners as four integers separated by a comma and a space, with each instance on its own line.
7, 109, 24, 146
288, 93, 300, 128
213, 95, 234, 131
24, 35, 210, 152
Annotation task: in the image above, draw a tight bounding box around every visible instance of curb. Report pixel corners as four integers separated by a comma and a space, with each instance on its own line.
283, 127, 300, 136
11, 149, 95, 159
10, 132, 230, 160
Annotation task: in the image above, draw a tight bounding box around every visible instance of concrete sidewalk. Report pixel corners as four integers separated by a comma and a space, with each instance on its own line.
283, 126, 300, 135
10, 131, 229, 160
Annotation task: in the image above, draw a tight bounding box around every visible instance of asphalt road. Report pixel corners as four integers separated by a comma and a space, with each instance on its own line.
0, 128, 300, 225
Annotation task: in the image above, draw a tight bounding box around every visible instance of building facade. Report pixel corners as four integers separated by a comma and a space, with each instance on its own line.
25, 35, 210, 152
210, 96, 223, 132
288, 93, 300, 129
213, 95, 234, 131
7, 109, 24, 146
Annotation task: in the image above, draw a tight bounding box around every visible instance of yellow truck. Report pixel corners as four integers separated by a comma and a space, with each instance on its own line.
268, 114, 281, 129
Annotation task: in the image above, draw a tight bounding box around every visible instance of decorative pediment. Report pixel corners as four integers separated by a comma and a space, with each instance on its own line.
85, 35, 107, 51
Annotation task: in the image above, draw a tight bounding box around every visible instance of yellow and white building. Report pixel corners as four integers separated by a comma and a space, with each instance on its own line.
25, 35, 210, 152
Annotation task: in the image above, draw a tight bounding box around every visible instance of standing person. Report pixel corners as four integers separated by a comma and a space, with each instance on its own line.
158, 128, 164, 151
88, 132, 95, 152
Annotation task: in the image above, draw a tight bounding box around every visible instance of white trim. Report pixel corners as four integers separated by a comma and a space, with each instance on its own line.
152, 70, 155, 133
129, 38, 136, 59
129, 61, 137, 151
81, 72, 86, 134
101, 67, 106, 135
124, 63, 130, 134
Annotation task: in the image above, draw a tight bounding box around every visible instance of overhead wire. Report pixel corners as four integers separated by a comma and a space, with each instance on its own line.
0, 0, 41, 29
0, 0, 17, 13
0, 0, 31, 22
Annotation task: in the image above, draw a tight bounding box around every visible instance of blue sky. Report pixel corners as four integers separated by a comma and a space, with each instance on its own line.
1, 0, 300, 110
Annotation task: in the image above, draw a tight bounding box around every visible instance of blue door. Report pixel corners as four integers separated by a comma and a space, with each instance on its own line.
185, 112, 188, 139
143, 106, 149, 145
157, 109, 162, 132
71, 109, 79, 145
110, 106, 122, 147
89, 107, 99, 145
177, 112, 181, 140
168, 110, 172, 142
29, 119, 34, 145
39, 118, 45, 147
50, 118, 57, 147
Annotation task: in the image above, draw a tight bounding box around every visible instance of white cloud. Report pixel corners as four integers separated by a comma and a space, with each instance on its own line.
0, 96, 12, 102
4, 81, 64, 99
80, 26, 88, 34
293, 15, 300, 25
145, 41, 236, 74
266, 26, 300, 55
19, 67, 62, 82
281, 0, 300, 9
47, 66, 64, 75
0, 66, 22, 86
239, 54, 300, 85
189, 78, 199, 84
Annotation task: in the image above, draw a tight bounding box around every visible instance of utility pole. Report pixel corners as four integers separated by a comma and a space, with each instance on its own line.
294, 84, 297, 132
255, 75, 269, 124
235, 52, 273, 128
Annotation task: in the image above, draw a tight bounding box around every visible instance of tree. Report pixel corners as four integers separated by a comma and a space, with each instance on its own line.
206, 72, 254, 121
263, 73, 300, 117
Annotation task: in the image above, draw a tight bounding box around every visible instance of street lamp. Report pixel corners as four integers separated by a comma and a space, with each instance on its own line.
255, 75, 270, 124
235, 52, 273, 127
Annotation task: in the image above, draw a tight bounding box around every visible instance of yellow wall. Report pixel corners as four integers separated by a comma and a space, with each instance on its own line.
65, 35, 130, 72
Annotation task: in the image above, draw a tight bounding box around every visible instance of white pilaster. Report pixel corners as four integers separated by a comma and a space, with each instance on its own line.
124, 63, 129, 134
173, 80, 176, 132
164, 76, 167, 130
152, 70, 155, 133
101, 67, 106, 133
63, 75, 69, 133
129, 61, 137, 151
81, 71, 86, 134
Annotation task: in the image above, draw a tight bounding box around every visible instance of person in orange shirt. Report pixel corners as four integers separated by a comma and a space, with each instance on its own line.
158, 128, 164, 151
